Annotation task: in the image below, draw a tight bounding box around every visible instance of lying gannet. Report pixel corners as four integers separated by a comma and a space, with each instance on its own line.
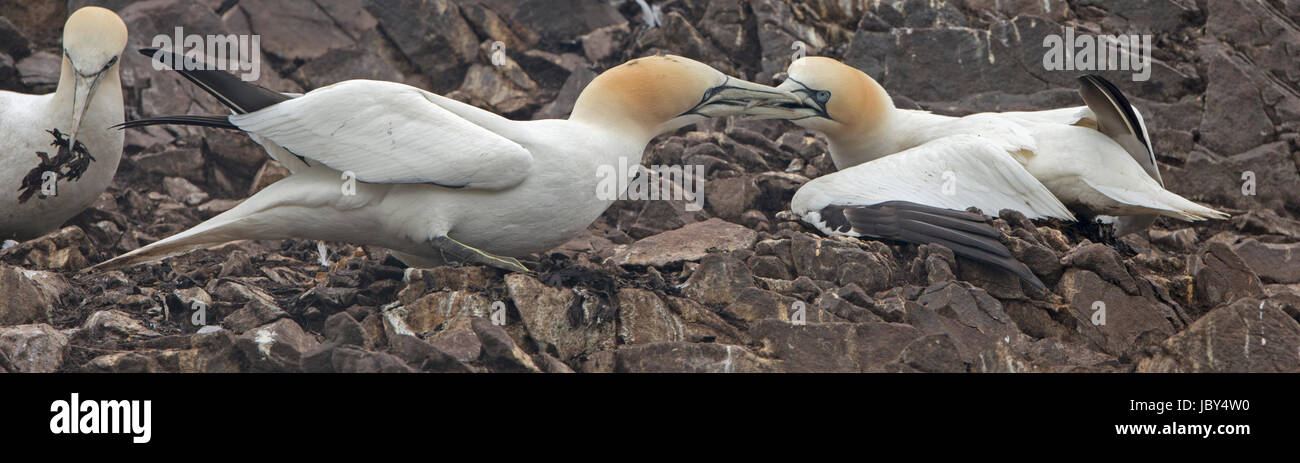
94, 50, 796, 271
0, 7, 127, 240
751, 57, 1227, 289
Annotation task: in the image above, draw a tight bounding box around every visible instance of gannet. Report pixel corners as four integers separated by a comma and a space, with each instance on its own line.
0, 7, 127, 240
749, 57, 1228, 289
93, 50, 797, 272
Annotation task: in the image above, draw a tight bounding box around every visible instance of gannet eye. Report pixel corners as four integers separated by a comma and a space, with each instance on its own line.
812, 90, 831, 104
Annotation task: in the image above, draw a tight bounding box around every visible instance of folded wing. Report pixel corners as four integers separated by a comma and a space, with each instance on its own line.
231, 80, 533, 190
792, 135, 1075, 290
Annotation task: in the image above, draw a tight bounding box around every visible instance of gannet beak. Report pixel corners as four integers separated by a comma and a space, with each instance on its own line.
686, 77, 802, 118
68, 69, 107, 150
743, 78, 826, 121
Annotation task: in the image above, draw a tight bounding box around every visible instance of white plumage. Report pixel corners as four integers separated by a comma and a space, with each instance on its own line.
95, 54, 798, 271
768, 57, 1226, 228
0, 7, 127, 240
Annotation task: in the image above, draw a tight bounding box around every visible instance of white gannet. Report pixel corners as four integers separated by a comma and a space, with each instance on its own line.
749, 57, 1228, 289
0, 7, 127, 240
93, 50, 797, 271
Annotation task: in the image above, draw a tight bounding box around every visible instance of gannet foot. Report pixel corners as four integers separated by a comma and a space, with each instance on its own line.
431, 236, 530, 273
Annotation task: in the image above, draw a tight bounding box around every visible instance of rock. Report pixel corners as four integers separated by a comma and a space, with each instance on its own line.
1060, 243, 1140, 295
4, 226, 94, 271
396, 290, 495, 335
1149, 228, 1199, 252
364, 0, 479, 91
506, 273, 614, 361
789, 233, 899, 293
614, 342, 774, 373
324, 312, 369, 348
705, 176, 761, 222
681, 254, 755, 307
428, 329, 482, 363
448, 53, 539, 114
236, 0, 357, 63
916, 282, 1019, 347
15, 50, 59, 89
330, 346, 416, 373
1138, 298, 1300, 372
1057, 269, 1182, 359
616, 288, 685, 344
162, 177, 209, 206
79, 310, 161, 342
580, 23, 628, 63
1192, 242, 1265, 312
533, 65, 596, 119
0, 17, 32, 60
221, 299, 289, 333
752, 320, 923, 372
471, 316, 540, 372
898, 334, 967, 373
1165, 143, 1300, 214
0, 265, 56, 325
0, 324, 68, 372
1232, 239, 1300, 284
83, 352, 164, 373
236, 319, 320, 372
388, 334, 471, 372
510, 0, 626, 44
610, 218, 758, 268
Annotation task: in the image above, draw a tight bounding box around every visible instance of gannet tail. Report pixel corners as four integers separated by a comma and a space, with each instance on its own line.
1088, 182, 1229, 221
90, 212, 260, 271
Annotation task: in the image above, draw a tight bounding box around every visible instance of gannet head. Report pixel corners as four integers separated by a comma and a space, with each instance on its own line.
60, 6, 128, 150
748, 57, 894, 140
570, 55, 799, 138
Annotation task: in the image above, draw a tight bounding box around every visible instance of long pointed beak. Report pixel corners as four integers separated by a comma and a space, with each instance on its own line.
68, 70, 107, 150
742, 79, 823, 121
687, 77, 802, 117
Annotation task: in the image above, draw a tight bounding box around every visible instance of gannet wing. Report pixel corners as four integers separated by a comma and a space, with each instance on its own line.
791, 135, 1073, 290
230, 80, 532, 190
793, 135, 1075, 222
1077, 74, 1162, 186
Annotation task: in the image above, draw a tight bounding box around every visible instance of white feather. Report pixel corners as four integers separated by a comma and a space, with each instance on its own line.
231, 80, 532, 190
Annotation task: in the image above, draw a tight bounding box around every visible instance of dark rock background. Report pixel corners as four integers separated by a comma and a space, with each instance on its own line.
1, 0, 1297, 373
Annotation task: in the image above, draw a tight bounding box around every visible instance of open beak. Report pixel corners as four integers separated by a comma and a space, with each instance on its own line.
742, 78, 826, 121
68, 70, 107, 151
685, 77, 803, 118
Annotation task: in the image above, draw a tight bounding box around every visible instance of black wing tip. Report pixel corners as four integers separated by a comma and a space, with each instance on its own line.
826, 201, 1048, 291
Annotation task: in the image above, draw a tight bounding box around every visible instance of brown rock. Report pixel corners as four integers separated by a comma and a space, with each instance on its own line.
236, 319, 320, 372
0, 323, 68, 372
1232, 239, 1300, 284
681, 254, 755, 306
1138, 298, 1300, 372
611, 218, 757, 268
614, 342, 774, 373
505, 273, 614, 361
1192, 241, 1266, 311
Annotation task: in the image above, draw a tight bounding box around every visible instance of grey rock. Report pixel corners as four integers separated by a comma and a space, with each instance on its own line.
0, 324, 68, 373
